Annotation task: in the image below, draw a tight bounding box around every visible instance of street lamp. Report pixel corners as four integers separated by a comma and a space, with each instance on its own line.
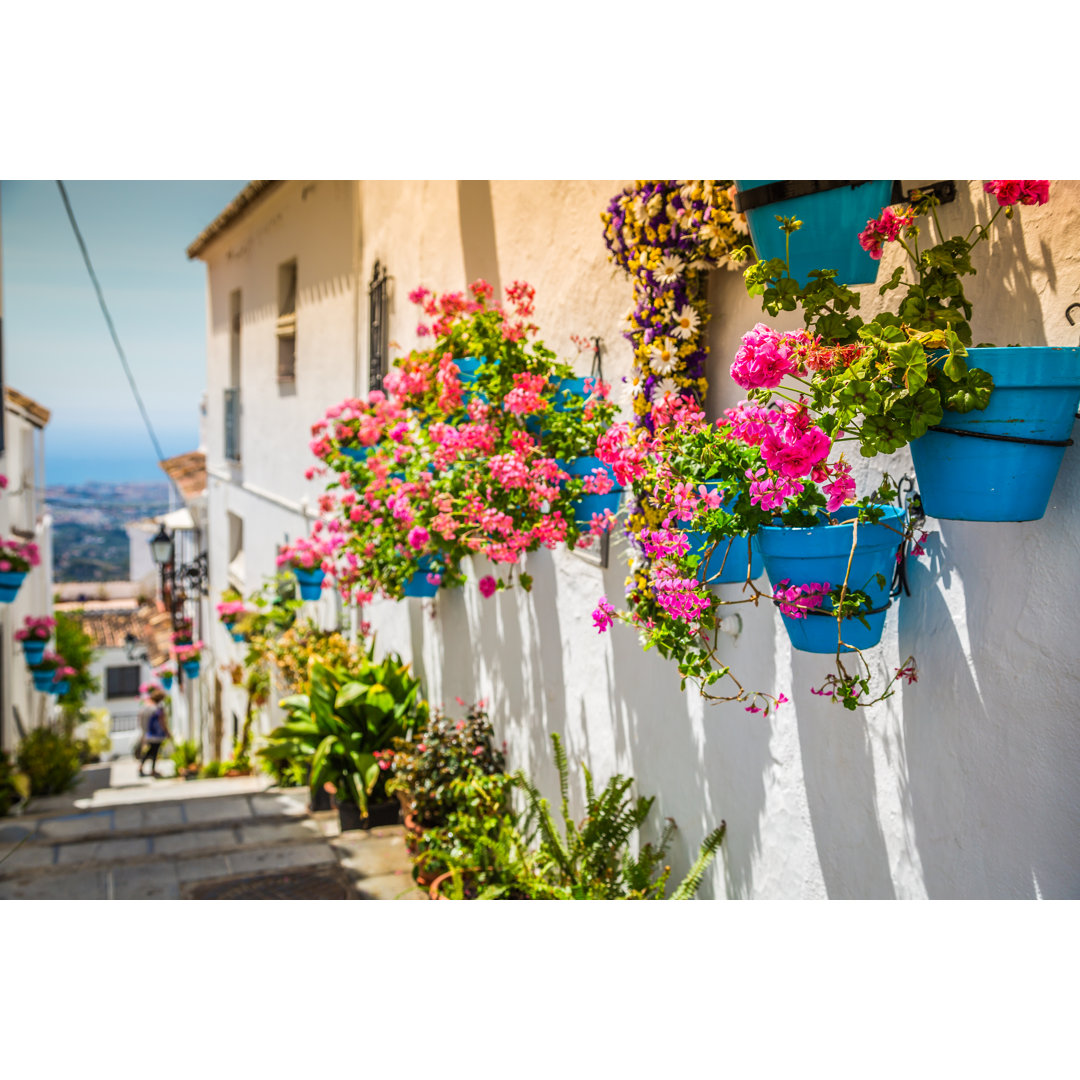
150, 524, 174, 567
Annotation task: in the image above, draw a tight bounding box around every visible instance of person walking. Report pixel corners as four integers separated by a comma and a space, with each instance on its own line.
137, 687, 171, 778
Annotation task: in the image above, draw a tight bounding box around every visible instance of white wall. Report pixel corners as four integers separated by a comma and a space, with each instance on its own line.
0, 399, 54, 753
195, 179, 1080, 898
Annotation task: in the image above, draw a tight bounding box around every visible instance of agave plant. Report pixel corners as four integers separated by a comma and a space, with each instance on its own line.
259, 646, 427, 818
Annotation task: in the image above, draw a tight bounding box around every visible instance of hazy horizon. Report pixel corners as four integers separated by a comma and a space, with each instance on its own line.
1, 180, 244, 486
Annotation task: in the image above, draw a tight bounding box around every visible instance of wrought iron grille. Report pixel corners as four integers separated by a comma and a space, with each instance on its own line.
368, 260, 389, 392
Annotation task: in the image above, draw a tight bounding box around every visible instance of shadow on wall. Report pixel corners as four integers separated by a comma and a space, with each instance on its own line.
458, 181, 502, 297
899, 433, 1080, 898
793, 647, 898, 900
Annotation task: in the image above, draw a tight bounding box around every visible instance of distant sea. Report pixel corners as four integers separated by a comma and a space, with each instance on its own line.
46, 428, 200, 485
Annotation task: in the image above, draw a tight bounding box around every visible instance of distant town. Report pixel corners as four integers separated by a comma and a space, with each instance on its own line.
48, 481, 171, 582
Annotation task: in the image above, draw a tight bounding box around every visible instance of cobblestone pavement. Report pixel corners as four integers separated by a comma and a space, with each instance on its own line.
0, 759, 424, 900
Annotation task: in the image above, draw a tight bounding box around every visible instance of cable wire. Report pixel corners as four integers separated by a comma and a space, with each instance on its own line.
54, 180, 181, 500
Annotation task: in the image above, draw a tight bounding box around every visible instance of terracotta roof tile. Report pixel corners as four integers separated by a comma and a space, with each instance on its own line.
159, 450, 206, 501
186, 181, 284, 259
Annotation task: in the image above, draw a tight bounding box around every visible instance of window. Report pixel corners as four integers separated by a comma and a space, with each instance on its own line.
225, 291, 242, 461
368, 260, 388, 392
106, 665, 141, 700
277, 259, 297, 383
227, 511, 245, 589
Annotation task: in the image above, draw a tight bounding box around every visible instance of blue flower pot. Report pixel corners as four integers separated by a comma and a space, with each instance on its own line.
402, 556, 443, 599
31, 669, 54, 692
757, 506, 906, 654
553, 376, 590, 412
558, 456, 623, 527
683, 483, 764, 585
909, 346, 1080, 522
342, 445, 372, 463
21, 639, 47, 666
0, 570, 28, 604
181, 659, 201, 678
49, 681, 69, 697
293, 566, 325, 601
735, 180, 893, 287
231, 631, 246, 643
456, 356, 491, 406
161, 673, 174, 690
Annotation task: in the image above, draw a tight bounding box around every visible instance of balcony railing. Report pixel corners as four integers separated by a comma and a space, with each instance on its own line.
224, 388, 241, 462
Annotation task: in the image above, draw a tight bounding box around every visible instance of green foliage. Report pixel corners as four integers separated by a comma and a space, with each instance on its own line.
387, 703, 506, 827
0, 750, 31, 816
198, 760, 226, 779
259, 648, 427, 818
16, 724, 83, 797
417, 733, 726, 900
53, 611, 100, 710
170, 739, 200, 772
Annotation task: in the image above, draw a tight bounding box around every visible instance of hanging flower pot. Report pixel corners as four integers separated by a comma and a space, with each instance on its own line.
341, 445, 373, 463
181, 659, 201, 678
681, 483, 764, 585
20, 639, 47, 666
456, 356, 491, 406
402, 556, 444, 599
292, 566, 325, 601
230, 630, 246, 643
161, 672, 174, 691
757, 506, 906, 654
49, 681, 69, 697
734, 180, 894, 286
30, 667, 54, 692
559, 457, 623, 526
909, 346, 1080, 522
0, 570, 28, 604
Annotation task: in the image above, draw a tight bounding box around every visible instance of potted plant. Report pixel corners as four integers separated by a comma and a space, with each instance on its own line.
48, 666, 76, 696
0, 538, 41, 604
311, 280, 620, 603
14, 615, 55, 666
29, 649, 66, 693
170, 739, 200, 780
739, 181, 1077, 521
733, 180, 895, 286
259, 648, 427, 829
276, 534, 334, 601
174, 641, 204, 679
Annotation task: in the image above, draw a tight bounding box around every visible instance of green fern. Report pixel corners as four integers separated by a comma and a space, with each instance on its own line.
670, 823, 727, 900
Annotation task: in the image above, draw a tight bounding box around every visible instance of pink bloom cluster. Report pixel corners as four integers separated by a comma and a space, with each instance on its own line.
216, 600, 247, 619
0, 538, 42, 572
502, 372, 548, 416
983, 181, 1050, 208
14, 615, 55, 642
773, 579, 831, 619
478, 575, 497, 598
651, 563, 711, 624
173, 641, 205, 663
592, 597, 616, 633
595, 422, 653, 488
858, 205, 915, 259
730, 324, 810, 390
276, 533, 337, 573
638, 527, 690, 560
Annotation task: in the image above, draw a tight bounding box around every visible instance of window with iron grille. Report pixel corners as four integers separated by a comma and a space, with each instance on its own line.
277, 259, 297, 383
106, 665, 141, 700
368, 260, 388, 392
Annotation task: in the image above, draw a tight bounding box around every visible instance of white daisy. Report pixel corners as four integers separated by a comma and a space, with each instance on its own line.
672, 305, 701, 341
652, 377, 680, 401
653, 254, 685, 284
648, 338, 680, 375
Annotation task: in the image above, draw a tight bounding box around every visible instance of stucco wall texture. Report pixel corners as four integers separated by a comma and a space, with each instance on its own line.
199, 180, 1080, 899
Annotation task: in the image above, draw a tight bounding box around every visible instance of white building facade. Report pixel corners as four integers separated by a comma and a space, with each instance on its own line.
189, 180, 1080, 899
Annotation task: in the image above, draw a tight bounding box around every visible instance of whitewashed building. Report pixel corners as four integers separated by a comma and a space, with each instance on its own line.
188, 180, 1080, 899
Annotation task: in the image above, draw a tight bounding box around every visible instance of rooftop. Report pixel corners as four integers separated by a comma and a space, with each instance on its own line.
5, 387, 51, 428
159, 450, 206, 502
186, 181, 284, 260
57, 602, 174, 665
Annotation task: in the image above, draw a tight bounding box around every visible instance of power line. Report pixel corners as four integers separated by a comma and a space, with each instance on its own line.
54, 180, 181, 501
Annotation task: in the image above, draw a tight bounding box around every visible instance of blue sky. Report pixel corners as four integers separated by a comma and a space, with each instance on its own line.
1, 180, 245, 484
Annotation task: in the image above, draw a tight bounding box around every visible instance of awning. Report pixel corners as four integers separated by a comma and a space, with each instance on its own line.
154, 507, 195, 531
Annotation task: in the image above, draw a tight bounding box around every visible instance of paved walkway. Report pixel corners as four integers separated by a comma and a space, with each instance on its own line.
0, 759, 423, 900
